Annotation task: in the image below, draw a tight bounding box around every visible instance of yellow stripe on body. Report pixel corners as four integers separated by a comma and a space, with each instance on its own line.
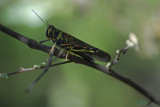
71, 49, 94, 53
57, 31, 63, 40
52, 29, 55, 35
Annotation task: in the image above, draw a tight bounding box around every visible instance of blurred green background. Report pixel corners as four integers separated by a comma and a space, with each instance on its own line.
1, 0, 160, 107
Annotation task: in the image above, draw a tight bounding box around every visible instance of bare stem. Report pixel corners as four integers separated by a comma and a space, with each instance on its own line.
7, 61, 72, 77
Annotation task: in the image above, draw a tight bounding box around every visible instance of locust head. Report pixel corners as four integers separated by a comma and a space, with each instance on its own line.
46, 25, 55, 39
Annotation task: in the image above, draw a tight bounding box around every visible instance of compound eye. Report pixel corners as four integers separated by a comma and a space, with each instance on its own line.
46, 28, 50, 38
46, 26, 54, 38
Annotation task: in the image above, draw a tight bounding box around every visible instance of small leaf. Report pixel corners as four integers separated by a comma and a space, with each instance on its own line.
126, 32, 140, 51
0, 73, 8, 79
126, 40, 134, 48
33, 64, 40, 68
129, 32, 138, 46
116, 50, 120, 54
41, 62, 46, 65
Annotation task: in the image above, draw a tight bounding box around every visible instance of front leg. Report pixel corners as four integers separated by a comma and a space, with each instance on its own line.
65, 46, 73, 60
49, 42, 57, 55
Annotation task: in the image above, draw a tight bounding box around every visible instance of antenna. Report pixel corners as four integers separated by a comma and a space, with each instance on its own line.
32, 9, 48, 26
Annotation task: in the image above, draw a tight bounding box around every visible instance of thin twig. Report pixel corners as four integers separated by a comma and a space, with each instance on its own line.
7, 60, 72, 77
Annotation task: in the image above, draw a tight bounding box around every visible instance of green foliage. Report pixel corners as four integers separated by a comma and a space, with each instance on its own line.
0, 73, 8, 79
